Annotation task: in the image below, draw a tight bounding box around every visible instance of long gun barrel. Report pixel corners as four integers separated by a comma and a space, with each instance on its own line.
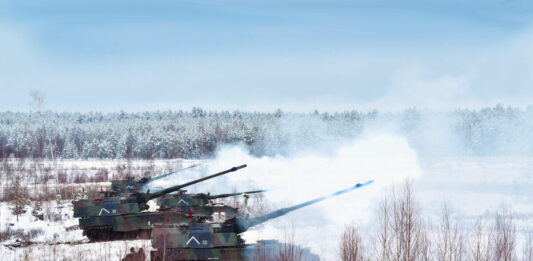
233, 180, 373, 233
145, 164, 247, 201
207, 189, 266, 200
147, 164, 201, 183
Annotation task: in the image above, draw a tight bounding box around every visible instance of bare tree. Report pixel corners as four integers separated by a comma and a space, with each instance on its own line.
436, 202, 465, 261
493, 211, 516, 261
468, 218, 493, 261
276, 227, 303, 261
339, 224, 366, 261
524, 230, 533, 261
390, 180, 426, 261
375, 180, 428, 261
376, 194, 392, 261
417, 220, 432, 261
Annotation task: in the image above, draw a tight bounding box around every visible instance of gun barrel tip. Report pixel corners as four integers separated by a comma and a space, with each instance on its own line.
354, 180, 374, 188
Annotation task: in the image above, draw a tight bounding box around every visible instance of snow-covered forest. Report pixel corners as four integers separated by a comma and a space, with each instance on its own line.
1, 105, 532, 160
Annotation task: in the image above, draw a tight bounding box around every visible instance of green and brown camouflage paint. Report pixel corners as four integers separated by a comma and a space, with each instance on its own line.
72, 165, 247, 241
150, 181, 374, 260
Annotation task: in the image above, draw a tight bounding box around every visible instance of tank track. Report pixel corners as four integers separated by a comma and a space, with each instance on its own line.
83, 227, 151, 242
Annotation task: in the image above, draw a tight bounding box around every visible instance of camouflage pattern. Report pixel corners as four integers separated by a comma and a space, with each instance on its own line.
156, 190, 266, 221
72, 165, 247, 241
110, 177, 141, 195
158, 192, 218, 208
152, 223, 240, 249
150, 180, 374, 260
174, 205, 238, 220
73, 197, 142, 217
150, 239, 318, 261
150, 245, 246, 260
151, 223, 246, 260
81, 211, 193, 240
157, 190, 266, 210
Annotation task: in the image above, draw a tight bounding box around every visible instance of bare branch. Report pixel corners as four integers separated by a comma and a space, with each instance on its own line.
339, 224, 366, 261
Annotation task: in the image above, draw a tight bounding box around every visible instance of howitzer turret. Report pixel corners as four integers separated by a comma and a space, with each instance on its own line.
73, 164, 247, 241
158, 189, 266, 210
156, 189, 266, 222
110, 164, 201, 195
150, 180, 374, 261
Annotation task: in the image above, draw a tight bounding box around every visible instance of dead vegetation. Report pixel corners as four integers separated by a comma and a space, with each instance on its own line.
468, 218, 493, 261
340, 180, 527, 261
0, 225, 43, 243
339, 224, 366, 261
436, 203, 465, 261
524, 230, 533, 261
0, 158, 184, 202
493, 210, 517, 261
373, 180, 430, 261
276, 230, 304, 261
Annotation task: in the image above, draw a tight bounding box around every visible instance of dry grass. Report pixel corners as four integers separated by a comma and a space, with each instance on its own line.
0, 225, 44, 243
0, 158, 182, 202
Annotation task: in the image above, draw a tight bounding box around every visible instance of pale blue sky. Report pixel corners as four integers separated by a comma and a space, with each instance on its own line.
1, 0, 533, 111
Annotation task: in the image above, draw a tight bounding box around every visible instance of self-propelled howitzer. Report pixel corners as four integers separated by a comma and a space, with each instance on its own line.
73, 164, 247, 241
110, 164, 201, 195
150, 180, 374, 261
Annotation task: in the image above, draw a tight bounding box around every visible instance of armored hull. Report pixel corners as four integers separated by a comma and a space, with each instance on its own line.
150, 241, 317, 261
80, 210, 193, 241
150, 222, 245, 260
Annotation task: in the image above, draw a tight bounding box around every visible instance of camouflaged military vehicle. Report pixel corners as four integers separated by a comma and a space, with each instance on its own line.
157, 190, 266, 220
110, 164, 201, 196
150, 180, 374, 260
73, 164, 246, 241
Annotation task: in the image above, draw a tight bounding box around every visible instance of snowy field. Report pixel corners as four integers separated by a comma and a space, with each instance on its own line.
417, 156, 533, 221
0, 200, 150, 261
0, 159, 184, 261
0, 151, 532, 260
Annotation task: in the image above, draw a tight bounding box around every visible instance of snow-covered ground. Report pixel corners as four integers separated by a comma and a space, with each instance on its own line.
415, 156, 533, 234
0, 200, 151, 260
0, 155, 532, 260
0, 159, 190, 261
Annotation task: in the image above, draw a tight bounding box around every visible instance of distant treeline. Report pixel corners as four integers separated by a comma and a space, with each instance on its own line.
0, 105, 531, 159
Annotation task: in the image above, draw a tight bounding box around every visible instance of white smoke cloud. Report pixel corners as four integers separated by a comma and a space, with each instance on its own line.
202, 134, 422, 259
